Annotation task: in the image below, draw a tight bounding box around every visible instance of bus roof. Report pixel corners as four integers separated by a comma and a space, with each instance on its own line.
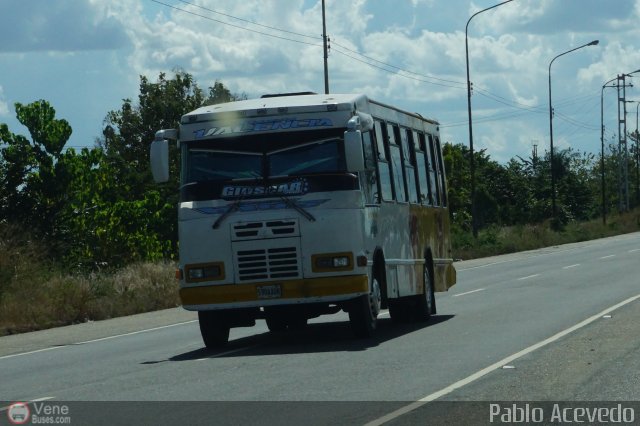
181, 93, 439, 126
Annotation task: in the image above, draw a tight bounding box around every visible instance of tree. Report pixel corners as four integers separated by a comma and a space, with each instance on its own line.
0, 100, 73, 243
98, 71, 243, 260
0, 74, 243, 269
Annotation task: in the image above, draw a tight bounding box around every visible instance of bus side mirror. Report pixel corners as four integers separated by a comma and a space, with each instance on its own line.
344, 130, 365, 172
150, 139, 170, 183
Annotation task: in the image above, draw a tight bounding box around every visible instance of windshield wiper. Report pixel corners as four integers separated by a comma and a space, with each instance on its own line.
212, 197, 245, 229
279, 195, 316, 222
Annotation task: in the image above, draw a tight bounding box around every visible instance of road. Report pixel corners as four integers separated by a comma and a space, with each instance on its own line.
2, 232, 639, 425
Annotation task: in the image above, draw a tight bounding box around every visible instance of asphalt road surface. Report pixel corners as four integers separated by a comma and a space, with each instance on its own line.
2, 232, 639, 425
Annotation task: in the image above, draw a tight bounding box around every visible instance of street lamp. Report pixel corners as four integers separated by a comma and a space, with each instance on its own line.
465, 0, 514, 238
548, 40, 599, 224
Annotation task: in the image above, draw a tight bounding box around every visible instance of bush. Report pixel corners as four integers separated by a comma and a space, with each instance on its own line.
0, 253, 179, 336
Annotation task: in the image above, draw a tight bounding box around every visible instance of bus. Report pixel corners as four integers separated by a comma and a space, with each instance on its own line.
150, 92, 456, 348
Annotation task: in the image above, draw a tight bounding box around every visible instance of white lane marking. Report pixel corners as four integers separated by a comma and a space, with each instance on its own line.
629, 249, 640, 253
600, 255, 615, 260
0, 320, 198, 360
0, 397, 55, 412
563, 264, 580, 269
458, 245, 591, 271
517, 274, 540, 281
74, 320, 198, 345
0, 347, 62, 361
365, 293, 640, 426
453, 288, 486, 297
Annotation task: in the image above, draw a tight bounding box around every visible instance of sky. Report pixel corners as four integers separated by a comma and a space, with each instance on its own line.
2, 0, 640, 163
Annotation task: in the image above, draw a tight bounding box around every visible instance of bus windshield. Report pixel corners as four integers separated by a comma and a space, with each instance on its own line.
185, 138, 345, 184
187, 150, 262, 182
268, 138, 344, 176
181, 136, 350, 201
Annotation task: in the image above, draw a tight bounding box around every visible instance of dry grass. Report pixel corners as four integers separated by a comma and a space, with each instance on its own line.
452, 208, 640, 260
0, 255, 179, 336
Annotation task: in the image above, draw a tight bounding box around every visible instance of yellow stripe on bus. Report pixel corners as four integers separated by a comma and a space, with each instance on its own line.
179, 275, 368, 305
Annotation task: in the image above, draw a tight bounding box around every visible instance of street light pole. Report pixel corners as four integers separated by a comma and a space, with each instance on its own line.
548, 40, 599, 224
601, 78, 617, 224
465, 0, 514, 238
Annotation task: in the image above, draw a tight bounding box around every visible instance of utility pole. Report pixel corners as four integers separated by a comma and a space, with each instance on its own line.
635, 102, 640, 207
322, 0, 329, 94
617, 74, 630, 212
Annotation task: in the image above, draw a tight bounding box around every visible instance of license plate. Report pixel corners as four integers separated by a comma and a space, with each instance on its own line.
257, 284, 282, 299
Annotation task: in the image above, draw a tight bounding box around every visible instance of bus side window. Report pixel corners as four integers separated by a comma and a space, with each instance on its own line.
374, 120, 393, 201
417, 132, 433, 205
388, 123, 407, 202
414, 131, 429, 205
361, 131, 379, 204
427, 133, 441, 206
402, 128, 418, 203
434, 136, 448, 207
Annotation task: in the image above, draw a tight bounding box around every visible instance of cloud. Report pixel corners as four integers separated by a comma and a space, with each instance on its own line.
478, 0, 636, 36
4, 0, 640, 161
0, 0, 130, 52
0, 86, 9, 116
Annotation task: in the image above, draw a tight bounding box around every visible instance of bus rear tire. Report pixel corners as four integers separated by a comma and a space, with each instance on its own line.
198, 311, 230, 349
415, 260, 436, 321
349, 277, 381, 338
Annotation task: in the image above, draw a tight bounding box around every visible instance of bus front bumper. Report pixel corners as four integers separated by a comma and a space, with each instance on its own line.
180, 275, 369, 310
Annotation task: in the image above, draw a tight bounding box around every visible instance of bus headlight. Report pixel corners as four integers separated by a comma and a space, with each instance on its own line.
312, 253, 353, 272
184, 262, 225, 282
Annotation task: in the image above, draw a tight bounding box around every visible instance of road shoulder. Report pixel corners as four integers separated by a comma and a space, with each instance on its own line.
0, 307, 196, 357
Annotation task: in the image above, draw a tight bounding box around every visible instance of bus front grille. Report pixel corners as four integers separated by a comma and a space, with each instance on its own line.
232, 219, 299, 241
236, 246, 300, 281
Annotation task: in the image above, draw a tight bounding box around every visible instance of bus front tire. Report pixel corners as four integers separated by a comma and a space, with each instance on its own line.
349, 277, 381, 338
198, 311, 230, 349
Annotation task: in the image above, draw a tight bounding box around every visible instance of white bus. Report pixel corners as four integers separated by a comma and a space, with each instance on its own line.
151, 92, 456, 348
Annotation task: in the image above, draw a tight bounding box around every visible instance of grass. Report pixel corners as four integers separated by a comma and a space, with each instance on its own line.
1, 208, 638, 336
452, 208, 640, 260
0, 227, 179, 336
0, 262, 179, 336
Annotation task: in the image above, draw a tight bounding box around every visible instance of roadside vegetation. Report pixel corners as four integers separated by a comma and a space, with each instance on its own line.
1, 70, 639, 335
0, 225, 178, 335
452, 208, 640, 260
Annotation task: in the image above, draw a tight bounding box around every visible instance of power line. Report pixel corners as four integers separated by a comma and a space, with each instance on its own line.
150, 0, 601, 131
441, 108, 538, 128
175, 0, 320, 41
330, 46, 465, 89
475, 89, 545, 113
149, 0, 322, 47
555, 112, 599, 131
331, 40, 466, 87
